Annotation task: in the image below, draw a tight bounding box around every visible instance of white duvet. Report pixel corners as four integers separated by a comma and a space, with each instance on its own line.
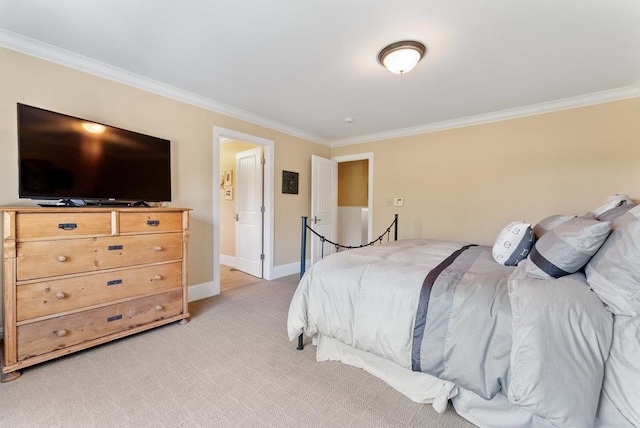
288, 239, 614, 428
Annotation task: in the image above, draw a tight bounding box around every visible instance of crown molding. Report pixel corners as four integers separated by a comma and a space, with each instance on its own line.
330, 84, 640, 147
2, 29, 638, 150
0, 29, 330, 147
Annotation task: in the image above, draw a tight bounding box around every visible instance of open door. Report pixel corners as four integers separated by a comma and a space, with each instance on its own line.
310, 155, 338, 264
235, 147, 264, 277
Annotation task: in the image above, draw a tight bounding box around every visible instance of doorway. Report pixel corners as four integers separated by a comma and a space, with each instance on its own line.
337, 158, 370, 248
219, 141, 263, 288
213, 127, 274, 296
310, 153, 373, 265
334, 153, 373, 246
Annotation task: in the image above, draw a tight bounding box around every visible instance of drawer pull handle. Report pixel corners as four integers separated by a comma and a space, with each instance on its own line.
147, 220, 160, 226
57, 329, 68, 337
154, 246, 164, 252
55, 292, 66, 300
108, 245, 124, 251
58, 223, 77, 230
153, 274, 163, 281
107, 279, 123, 286
57, 255, 67, 263
155, 305, 164, 311
107, 314, 123, 322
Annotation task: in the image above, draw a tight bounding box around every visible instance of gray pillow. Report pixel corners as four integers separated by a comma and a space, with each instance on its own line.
532, 214, 575, 239
585, 211, 640, 316
596, 204, 635, 224
525, 217, 611, 279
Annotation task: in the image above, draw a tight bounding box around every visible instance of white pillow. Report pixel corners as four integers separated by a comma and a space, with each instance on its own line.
586, 219, 640, 315
492, 221, 535, 266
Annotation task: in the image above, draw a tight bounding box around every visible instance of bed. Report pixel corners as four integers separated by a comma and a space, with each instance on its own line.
288, 199, 640, 428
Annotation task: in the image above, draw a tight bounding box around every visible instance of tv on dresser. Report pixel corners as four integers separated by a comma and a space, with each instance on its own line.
17, 103, 171, 206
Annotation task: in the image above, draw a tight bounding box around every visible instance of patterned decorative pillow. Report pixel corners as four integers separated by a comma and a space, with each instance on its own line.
532, 214, 575, 239
525, 217, 611, 279
492, 221, 535, 266
586, 211, 640, 315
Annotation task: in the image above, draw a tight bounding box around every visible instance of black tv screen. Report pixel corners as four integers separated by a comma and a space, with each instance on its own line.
18, 104, 171, 203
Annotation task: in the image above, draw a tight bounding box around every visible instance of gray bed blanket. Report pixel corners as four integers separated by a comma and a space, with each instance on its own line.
412, 244, 514, 400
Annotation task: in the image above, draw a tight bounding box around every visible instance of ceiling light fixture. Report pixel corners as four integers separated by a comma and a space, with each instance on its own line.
378, 40, 427, 75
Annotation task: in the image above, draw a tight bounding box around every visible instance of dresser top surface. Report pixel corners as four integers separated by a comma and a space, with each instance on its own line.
1, 206, 191, 213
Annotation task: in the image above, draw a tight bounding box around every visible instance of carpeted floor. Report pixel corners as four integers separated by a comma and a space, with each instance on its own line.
0, 274, 475, 427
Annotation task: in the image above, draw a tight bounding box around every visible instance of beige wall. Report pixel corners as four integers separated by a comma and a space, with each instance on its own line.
219, 140, 258, 257
331, 97, 640, 245
2, 45, 639, 293
338, 160, 368, 206
0, 47, 330, 293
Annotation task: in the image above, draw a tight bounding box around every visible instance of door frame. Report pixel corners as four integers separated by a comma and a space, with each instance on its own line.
332, 152, 374, 244
213, 127, 274, 295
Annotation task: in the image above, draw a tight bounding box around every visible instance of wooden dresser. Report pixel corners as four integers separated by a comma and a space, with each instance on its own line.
1, 207, 190, 382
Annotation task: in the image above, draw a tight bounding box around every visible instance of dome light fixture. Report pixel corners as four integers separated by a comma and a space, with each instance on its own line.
378, 40, 427, 75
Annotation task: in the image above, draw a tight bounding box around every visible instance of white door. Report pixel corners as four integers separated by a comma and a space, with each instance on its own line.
310, 155, 338, 264
235, 147, 263, 277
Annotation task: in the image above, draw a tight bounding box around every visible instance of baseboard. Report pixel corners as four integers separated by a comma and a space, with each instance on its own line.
188, 281, 218, 302
271, 259, 310, 280
220, 254, 236, 267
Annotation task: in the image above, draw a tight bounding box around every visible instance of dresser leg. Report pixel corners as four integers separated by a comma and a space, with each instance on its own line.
179, 318, 189, 325
1, 370, 22, 383
1, 339, 22, 382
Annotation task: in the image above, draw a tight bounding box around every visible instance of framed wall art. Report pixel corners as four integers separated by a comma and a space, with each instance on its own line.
224, 170, 233, 186
282, 170, 299, 194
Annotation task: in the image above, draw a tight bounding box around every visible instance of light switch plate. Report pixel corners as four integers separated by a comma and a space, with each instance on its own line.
393, 198, 404, 207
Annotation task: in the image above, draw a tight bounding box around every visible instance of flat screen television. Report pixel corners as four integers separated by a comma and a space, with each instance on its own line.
17, 103, 171, 205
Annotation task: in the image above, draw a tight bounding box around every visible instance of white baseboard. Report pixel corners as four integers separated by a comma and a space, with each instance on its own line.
188, 281, 218, 302
219, 254, 236, 268
271, 259, 310, 280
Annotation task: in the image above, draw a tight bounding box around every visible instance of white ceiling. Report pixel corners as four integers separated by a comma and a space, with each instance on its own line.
1, 0, 639, 146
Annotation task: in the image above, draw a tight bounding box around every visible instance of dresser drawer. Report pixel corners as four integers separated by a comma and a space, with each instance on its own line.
16, 212, 112, 240
119, 212, 183, 234
17, 289, 183, 361
16, 262, 183, 321
17, 233, 183, 280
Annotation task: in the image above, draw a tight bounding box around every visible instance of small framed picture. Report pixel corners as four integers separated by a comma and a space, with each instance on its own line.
224, 170, 233, 186
224, 187, 233, 200
282, 170, 299, 194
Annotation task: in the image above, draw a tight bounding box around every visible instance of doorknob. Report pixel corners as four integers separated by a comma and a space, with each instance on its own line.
234, 214, 239, 221
313, 216, 321, 224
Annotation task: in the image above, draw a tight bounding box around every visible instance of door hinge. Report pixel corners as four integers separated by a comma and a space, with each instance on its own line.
260, 206, 265, 213
261, 158, 265, 165
260, 254, 265, 260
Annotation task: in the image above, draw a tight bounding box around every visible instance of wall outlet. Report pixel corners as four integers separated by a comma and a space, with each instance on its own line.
393, 197, 404, 207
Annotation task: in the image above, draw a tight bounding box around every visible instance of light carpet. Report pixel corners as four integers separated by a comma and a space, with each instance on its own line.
0, 275, 475, 427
